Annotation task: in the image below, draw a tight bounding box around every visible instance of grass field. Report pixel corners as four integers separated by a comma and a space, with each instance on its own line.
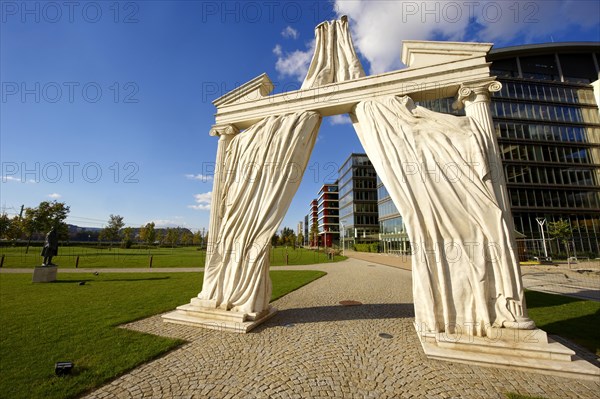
0, 245, 346, 268
525, 290, 600, 355
0, 270, 326, 399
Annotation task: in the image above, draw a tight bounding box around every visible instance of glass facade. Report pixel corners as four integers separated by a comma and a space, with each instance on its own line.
376, 176, 410, 254
338, 153, 379, 249
386, 44, 600, 256
489, 46, 600, 255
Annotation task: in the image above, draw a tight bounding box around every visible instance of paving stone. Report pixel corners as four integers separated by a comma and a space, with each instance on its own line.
83, 259, 600, 399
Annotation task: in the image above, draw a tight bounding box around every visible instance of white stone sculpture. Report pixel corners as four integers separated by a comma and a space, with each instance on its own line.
161, 17, 600, 379
197, 111, 321, 314
302, 15, 365, 89
351, 95, 535, 336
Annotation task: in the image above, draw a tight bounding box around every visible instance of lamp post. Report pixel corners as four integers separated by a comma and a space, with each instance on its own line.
536, 217, 548, 259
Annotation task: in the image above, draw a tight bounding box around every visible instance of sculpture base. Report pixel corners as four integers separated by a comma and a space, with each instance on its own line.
162, 298, 277, 333
32, 266, 57, 283
415, 323, 600, 380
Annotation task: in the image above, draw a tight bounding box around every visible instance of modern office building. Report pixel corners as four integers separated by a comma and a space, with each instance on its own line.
317, 183, 339, 247
303, 215, 309, 246
405, 42, 600, 255
307, 199, 319, 246
338, 153, 379, 250
377, 176, 410, 254
488, 43, 600, 255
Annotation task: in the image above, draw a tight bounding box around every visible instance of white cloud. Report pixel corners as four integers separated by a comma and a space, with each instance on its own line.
185, 173, 213, 182
189, 191, 212, 211
281, 26, 299, 39
1, 176, 37, 183
334, 1, 600, 74
48, 193, 62, 199
274, 40, 315, 82
328, 115, 352, 125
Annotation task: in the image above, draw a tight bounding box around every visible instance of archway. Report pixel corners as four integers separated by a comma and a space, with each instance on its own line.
162, 17, 599, 378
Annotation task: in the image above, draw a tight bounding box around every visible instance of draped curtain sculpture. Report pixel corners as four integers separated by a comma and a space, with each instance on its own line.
197, 14, 535, 335
197, 16, 364, 317
198, 112, 321, 314
350, 96, 535, 336
302, 15, 365, 89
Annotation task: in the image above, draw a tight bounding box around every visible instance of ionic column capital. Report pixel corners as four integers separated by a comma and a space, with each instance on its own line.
452, 79, 502, 110
209, 124, 240, 139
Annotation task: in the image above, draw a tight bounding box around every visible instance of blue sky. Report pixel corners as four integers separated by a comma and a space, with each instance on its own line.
2, 0, 599, 231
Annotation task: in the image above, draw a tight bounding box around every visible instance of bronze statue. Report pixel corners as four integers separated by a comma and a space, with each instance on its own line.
41, 227, 59, 266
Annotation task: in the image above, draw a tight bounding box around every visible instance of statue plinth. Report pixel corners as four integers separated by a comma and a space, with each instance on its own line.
32, 266, 57, 283
415, 323, 600, 380
162, 298, 277, 333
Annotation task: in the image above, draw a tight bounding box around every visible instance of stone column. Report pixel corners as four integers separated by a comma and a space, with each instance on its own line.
206, 124, 239, 256
453, 79, 510, 216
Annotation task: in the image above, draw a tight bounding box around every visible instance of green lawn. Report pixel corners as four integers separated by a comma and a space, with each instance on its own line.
525, 290, 600, 355
0, 270, 326, 399
0, 246, 346, 268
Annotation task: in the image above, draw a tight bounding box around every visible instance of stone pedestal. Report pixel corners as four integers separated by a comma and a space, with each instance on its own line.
415, 324, 600, 380
162, 298, 277, 333
32, 266, 57, 283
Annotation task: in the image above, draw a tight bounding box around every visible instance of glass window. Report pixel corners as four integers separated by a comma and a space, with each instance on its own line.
560, 53, 598, 84
520, 55, 560, 81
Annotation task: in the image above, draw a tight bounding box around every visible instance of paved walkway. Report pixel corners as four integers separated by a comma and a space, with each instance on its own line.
344, 251, 600, 302
84, 258, 600, 399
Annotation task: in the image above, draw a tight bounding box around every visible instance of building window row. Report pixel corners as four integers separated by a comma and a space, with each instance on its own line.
505, 165, 598, 186
493, 81, 597, 105
379, 200, 400, 218
353, 191, 378, 201
417, 97, 464, 116
500, 143, 599, 164
496, 122, 600, 144
380, 217, 405, 235
492, 101, 600, 124
354, 203, 379, 213
510, 189, 600, 209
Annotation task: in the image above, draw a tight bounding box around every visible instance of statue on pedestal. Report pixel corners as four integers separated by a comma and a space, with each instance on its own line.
41, 227, 59, 266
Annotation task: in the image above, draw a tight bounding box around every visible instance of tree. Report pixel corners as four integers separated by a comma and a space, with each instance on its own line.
165, 228, 180, 247
297, 232, 304, 247
281, 227, 296, 247
193, 230, 203, 246
0, 213, 10, 239
155, 230, 164, 245
182, 231, 193, 246
139, 222, 156, 246
271, 233, 280, 247
309, 222, 319, 247
21, 201, 70, 253
548, 218, 576, 259
121, 227, 133, 248
1, 215, 23, 241
99, 214, 125, 247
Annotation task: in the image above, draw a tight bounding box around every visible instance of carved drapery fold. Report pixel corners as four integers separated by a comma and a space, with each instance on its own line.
199, 112, 321, 314
301, 15, 365, 89
351, 95, 534, 337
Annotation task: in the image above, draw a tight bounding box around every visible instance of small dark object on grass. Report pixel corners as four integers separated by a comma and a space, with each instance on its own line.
79, 281, 86, 286
94, 272, 99, 276
55, 362, 74, 376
